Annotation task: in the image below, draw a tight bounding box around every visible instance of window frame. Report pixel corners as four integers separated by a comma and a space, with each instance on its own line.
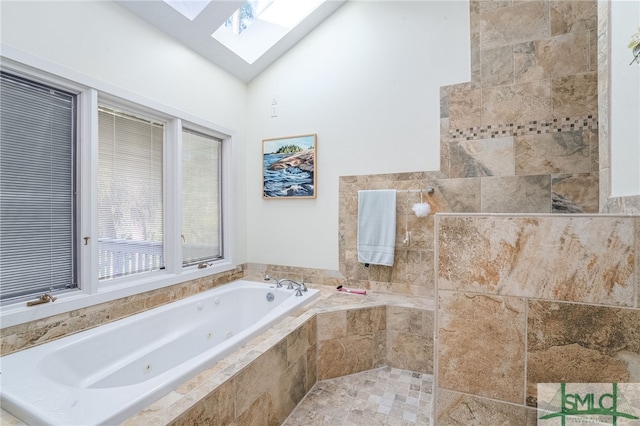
180, 127, 224, 267
0, 54, 237, 328
0, 71, 80, 300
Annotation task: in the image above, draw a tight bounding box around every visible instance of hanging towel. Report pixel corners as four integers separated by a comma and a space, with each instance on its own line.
357, 190, 396, 266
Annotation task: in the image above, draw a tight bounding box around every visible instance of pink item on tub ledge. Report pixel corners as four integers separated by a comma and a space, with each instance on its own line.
336, 285, 367, 295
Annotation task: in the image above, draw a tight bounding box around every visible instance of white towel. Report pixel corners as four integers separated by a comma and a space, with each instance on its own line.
357, 190, 396, 266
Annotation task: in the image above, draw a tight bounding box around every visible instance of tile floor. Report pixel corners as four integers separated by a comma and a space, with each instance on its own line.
283, 367, 434, 426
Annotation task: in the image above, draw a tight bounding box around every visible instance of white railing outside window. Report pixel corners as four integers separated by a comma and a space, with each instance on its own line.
98, 238, 164, 279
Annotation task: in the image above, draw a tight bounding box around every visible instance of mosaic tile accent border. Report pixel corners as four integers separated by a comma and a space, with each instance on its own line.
448, 115, 598, 141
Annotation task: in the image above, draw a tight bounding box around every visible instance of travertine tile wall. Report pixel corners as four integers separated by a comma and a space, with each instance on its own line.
433, 2, 640, 423
336, 1, 640, 424
440, 0, 599, 214
316, 305, 434, 379
337, 0, 601, 297
339, 172, 442, 297
435, 215, 639, 424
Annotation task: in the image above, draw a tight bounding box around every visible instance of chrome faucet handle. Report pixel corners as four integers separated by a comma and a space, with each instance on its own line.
300, 279, 308, 292
264, 275, 283, 287
294, 287, 303, 296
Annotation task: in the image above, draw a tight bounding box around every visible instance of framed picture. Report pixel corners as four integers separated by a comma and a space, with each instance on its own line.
262, 134, 317, 199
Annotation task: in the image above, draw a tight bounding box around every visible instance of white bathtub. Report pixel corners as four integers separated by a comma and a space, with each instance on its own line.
0, 280, 319, 425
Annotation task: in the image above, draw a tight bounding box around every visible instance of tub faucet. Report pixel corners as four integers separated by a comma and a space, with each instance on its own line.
27, 293, 57, 306
264, 275, 284, 288
265, 275, 307, 296
281, 279, 307, 296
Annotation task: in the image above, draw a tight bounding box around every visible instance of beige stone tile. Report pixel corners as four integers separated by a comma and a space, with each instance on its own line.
599, 172, 610, 214
305, 344, 317, 392
387, 331, 433, 374
347, 306, 386, 336
400, 214, 433, 251
169, 379, 234, 426
235, 392, 268, 426
552, 73, 598, 118
436, 389, 536, 425
551, 173, 599, 213
482, 80, 552, 127
479, 0, 549, 49
478, 0, 512, 13
471, 30, 482, 84
586, 126, 599, 172
481, 45, 514, 86
432, 177, 482, 213
316, 334, 374, 380
589, 27, 598, 72
316, 311, 347, 341
550, 0, 597, 36
514, 32, 591, 82
526, 300, 640, 405
438, 215, 636, 306
286, 320, 313, 366
480, 175, 551, 213
515, 131, 590, 175
266, 356, 307, 425
440, 139, 451, 178
387, 306, 424, 334
440, 85, 452, 121
373, 330, 387, 368
368, 262, 393, 284
603, 195, 640, 215
234, 339, 288, 415
438, 292, 526, 404
449, 137, 515, 178
449, 87, 482, 131
390, 249, 431, 288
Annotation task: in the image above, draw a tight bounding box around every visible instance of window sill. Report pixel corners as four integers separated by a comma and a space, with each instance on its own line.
0, 259, 236, 329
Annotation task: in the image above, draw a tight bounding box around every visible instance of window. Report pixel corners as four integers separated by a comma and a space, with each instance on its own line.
97, 107, 165, 280
0, 62, 234, 316
211, 0, 327, 64
0, 71, 78, 301
181, 129, 222, 265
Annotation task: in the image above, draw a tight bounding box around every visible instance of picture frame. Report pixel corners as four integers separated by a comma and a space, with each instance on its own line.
262, 134, 317, 199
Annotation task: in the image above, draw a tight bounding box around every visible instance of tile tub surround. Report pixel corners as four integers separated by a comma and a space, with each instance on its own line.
0, 267, 244, 356
0, 284, 435, 425
435, 214, 640, 422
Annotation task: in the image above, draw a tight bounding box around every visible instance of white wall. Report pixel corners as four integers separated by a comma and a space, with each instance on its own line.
246, 1, 471, 270
1, 0, 471, 274
0, 0, 249, 264
610, 0, 640, 197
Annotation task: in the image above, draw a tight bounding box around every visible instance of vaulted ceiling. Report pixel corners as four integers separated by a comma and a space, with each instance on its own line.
115, 0, 347, 83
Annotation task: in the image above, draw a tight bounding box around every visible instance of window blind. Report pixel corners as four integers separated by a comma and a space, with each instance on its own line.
97, 107, 164, 279
0, 72, 77, 301
181, 129, 222, 265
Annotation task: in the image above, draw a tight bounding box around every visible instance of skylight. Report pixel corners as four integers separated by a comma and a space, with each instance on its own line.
225, 0, 274, 36
212, 0, 326, 65
163, 0, 210, 21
